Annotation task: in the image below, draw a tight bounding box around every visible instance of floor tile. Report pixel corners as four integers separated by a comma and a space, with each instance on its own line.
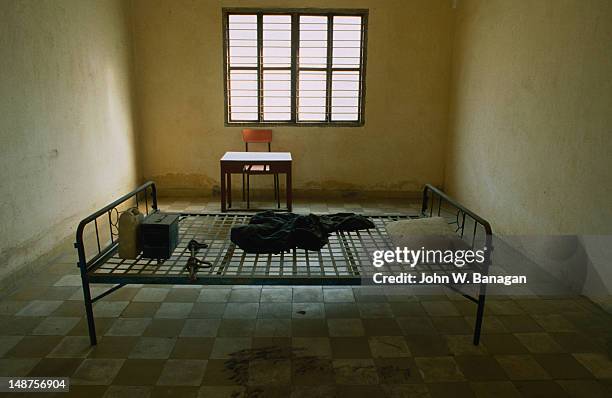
514, 332, 564, 354
291, 319, 328, 337
6, 335, 63, 357
180, 319, 220, 337
260, 288, 292, 303
557, 379, 610, 398
197, 385, 245, 397
292, 357, 335, 388
201, 359, 244, 385
103, 385, 152, 398
375, 357, 420, 384
455, 355, 508, 381
27, 357, 83, 377
229, 289, 260, 303
198, 289, 231, 303
72, 358, 124, 385
157, 359, 207, 386
223, 303, 259, 319
551, 332, 604, 353
88, 336, 139, 358
106, 318, 151, 336
254, 319, 291, 337
217, 319, 256, 337
421, 301, 461, 317
292, 302, 324, 319
327, 318, 365, 336
573, 353, 612, 378
405, 334, 450, 356
414, 356, 465, 383
0, 300, 28, 316
330, 337, 372, 359
470, 381, 521, 398
190, 303, 226, 319
133, 288, 170, 303
381, 384, 430, 398
333, 359, 379, 385
16, 300, 63, 316
166, 288, 201, 303
0, 336, 23, 357
122, 302, 160, 318
445, 335, 488, 356
495, 354, 551, 380
534, 354, 593, 379
358, 302, 393, 318
513, 380, 571, 398
368, 335, 411, 358
365, 317, 403, 335
155, 303, 194, 319
258, 303, 292, 319
94, 301, 130, 317
113, 359, 165, 385
427, 382, 474, 398
323, 289, 355, 303
129, 337, 176, 359
481, 334, 528, 354
171, 337, 214, 359
144, 319, 185, 337
397, 316, 437, 335
48, 336, 92, 358
324, 303, 360, 318
248, 358, 291, 385
292, 337, 331, 358
32, 316, 81, 335
292, 287, 323, 302
210, 337, 252, 359
0, 358, 41, 376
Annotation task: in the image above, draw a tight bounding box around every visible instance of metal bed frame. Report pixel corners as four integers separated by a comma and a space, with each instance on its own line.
75, 181, 492, 346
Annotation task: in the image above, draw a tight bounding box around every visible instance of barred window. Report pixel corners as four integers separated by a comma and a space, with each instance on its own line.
223, 9, 368, 126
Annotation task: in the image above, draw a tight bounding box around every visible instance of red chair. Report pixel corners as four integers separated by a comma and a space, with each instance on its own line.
242, 129, 280, 209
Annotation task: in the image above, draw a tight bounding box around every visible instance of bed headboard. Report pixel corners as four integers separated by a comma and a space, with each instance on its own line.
75, 181, 157, 272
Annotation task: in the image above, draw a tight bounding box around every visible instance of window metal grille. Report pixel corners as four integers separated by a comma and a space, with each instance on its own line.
223, 8, 368, 126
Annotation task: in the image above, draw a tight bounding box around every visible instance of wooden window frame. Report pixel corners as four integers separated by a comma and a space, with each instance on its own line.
222, 8, 369, 127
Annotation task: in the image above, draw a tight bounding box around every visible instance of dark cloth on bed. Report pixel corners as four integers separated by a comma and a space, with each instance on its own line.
230, 211, 375, 253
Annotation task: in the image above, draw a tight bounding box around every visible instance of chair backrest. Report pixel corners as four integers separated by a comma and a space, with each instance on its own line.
242, 129, 272, 151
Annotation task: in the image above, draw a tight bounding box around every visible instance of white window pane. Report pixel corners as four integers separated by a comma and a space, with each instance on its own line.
300, 16, 327, 68
331, 71, 359, 121
232, 112, 258, 121
263, 15, 291, 67
331, 108, 358, 121
299, 71, 326, 121
229, 70, 258, 121
331, 96, 358, 107
263, 70, 290, 121
333, 16, 362, 68
229, 15, 257, 67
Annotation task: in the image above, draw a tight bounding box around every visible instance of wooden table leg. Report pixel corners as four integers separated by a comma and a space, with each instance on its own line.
286, 166, 292, 212
227, 172, 232, 208
220, 164, 226, 212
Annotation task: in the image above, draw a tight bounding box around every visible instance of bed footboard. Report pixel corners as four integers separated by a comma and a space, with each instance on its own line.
421, 184, 493, 344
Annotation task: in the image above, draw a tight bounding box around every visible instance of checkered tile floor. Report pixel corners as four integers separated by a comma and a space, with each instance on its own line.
1, 198, 611, 398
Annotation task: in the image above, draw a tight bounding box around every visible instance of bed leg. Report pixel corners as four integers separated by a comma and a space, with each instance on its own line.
473, 289, 487, 345
80, 274, 98, 345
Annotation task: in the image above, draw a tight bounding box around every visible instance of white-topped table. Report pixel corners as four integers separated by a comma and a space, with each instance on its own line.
220, 151, 292, 212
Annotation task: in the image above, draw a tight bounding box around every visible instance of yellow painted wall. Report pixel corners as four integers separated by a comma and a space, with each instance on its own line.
445, 0, 612, 234
0, 0, 139, 286
130, 0, 454, 197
